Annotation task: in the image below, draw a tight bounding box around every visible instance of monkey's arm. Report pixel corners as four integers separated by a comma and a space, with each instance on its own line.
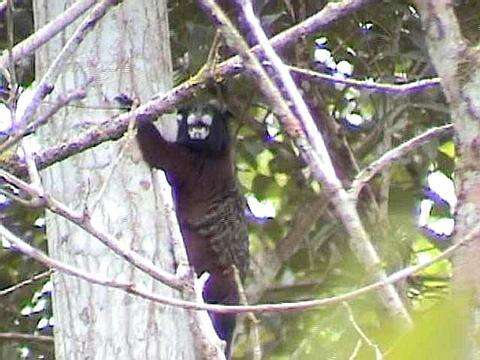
136, 119, 190, 176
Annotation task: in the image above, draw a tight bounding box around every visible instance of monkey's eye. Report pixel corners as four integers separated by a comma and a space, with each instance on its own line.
201, 114, 213, 126
186, 113, 197, 125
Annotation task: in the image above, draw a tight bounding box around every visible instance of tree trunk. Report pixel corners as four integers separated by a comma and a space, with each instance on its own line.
415, 0, 480, 357
33, 1, 195, 359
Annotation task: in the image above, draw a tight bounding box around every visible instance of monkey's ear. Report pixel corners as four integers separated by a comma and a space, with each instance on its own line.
204, 99, 231, 117
176, 110, 186, 125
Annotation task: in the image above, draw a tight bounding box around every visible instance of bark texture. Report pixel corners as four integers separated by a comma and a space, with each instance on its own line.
416, 0, 480, 357
416, 0, 480, 296
33, 1, 195, 359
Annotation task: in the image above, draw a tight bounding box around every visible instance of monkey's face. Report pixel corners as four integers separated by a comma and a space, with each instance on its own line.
185, 112, 213, 141
177, 103, 230, 153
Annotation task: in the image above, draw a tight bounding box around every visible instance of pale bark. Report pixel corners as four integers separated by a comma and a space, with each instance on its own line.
33, 1, 195, 359
415, 0, 480, 297
415, 0, 480, 358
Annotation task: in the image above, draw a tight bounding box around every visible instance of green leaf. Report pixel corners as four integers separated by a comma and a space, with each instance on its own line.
438, 140, 455, 159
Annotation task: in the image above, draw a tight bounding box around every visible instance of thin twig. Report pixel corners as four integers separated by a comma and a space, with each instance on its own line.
0, 87, 88, 154
349, 339, 363, 360
0, 270, 53, 296
351, 124, 454, 199
0, 188, 36, 207
233, 266, 261, 360
0, 0, 98, 69
1, 219, 477, 315
17, 0, 122, 132
288, 66, 440, 95
0, 332, 54, 344
20, 139, 44, 196
343, 302, 383, 359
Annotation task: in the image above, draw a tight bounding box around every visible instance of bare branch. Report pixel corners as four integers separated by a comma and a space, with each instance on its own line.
1, 216, 477, 315
0, 0, 98, 69
1, 0, 379, 176
200, 0, 304, 137
21, 139, 44, 196
288, 66, 440, 95
236, 0, 339, 175
233, 266, 261, 360
343, 302, 383, 360
0, 332, 53, 345
27, 88, 88, 134
0, 187, 37, 207
17, 0, 122, 132
351, 124, 454, 198
0, 87, 87, 153
0, 168, 183, 290
214, 0, 410, 323
349, 339, 363, 360
0, 270, 53, 297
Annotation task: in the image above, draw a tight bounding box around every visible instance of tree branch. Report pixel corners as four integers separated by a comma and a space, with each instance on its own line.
1, 216, 477, 314
1, 0, 378, 176
0, 332, 53, 345
0, 168, 183, 290
0, 270, 53, 297
13, 0, 122, 138
343, 302, 383, 359
0, 0, 98, 69
0, 87, 87, 153
350, 124, 454, 198
289, 66, 440, 95
225, 0, 411, 323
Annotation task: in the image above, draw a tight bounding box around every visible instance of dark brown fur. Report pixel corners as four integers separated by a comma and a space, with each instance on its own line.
136, 105, 249, 355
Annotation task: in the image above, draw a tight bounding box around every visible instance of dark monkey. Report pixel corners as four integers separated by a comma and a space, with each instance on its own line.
136, 101, 249, 356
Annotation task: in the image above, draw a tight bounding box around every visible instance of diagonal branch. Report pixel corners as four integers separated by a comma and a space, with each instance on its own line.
351, 123, 454, 198
0, 168, 183, 290
1, 0, 378, 177
0, 270, 53, 297
0, 87, 87, 153
14, 0, 122, 137
0, 0, 98, 69
203, 0, 411, 324
1, 214, 477, 314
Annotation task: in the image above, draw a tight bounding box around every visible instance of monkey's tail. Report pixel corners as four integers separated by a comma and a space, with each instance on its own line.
202, 269, 239, 358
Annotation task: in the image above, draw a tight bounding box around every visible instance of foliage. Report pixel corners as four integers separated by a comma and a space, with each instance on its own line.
2, 0, 480, 358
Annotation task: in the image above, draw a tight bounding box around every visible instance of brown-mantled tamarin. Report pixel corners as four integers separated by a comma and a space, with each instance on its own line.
136, 101, 249, 357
